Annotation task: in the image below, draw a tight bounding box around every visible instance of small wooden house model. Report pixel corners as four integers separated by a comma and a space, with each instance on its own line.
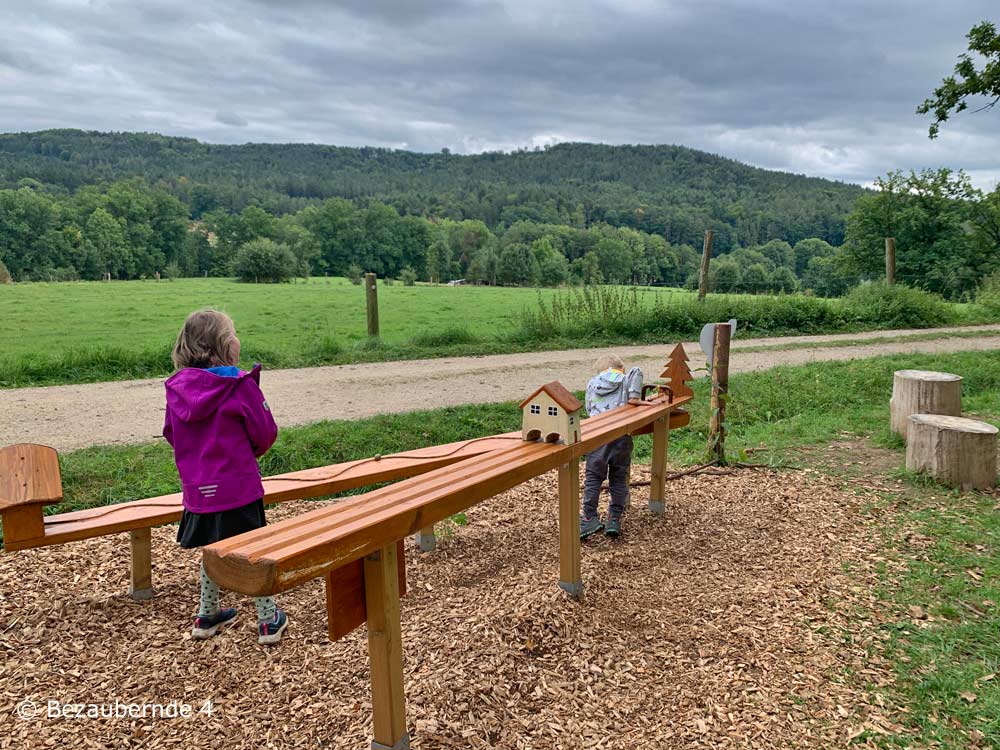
520, 381, 583, 445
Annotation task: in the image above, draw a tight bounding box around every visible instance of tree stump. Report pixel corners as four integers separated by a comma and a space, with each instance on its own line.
905, 414, 997, 490
890, 370, 962, 439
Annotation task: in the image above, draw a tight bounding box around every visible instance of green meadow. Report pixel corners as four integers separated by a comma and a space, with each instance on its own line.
1, 277, 995, 388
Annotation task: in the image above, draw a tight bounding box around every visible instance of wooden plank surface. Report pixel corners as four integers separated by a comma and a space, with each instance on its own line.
205, 393, 692, 597
7, 433, 524, 551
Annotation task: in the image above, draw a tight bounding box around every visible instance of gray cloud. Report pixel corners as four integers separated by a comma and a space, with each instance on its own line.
0, 0, 996, 188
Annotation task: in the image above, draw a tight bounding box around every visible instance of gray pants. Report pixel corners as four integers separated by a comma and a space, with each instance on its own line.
583, 435, 633, 519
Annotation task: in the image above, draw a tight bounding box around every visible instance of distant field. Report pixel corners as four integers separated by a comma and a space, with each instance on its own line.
0, 277, 994, 389
0, 276, 592, 353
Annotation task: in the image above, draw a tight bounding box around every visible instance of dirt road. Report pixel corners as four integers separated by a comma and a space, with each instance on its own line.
4, 324, 1000, 452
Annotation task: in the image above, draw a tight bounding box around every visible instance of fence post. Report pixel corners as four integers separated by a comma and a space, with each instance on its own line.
365, 273, 380, 338
707, 322, 732, 464
885, 237, 896, 286
697, 229, 713, 301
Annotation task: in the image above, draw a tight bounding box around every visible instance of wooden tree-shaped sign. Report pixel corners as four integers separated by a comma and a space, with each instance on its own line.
661, 344, 694, 399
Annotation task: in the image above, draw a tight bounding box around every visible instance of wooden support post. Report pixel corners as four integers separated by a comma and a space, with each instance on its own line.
697, 229, 713, 301
707, 322, 732, 464
885, 237, 896, 286
129, 527, 154, 600
414, 525, 436, 552
557, 459, 583, 599
365, 544, 409, 750
365, 272, 380, 338
649, 416, 669, 515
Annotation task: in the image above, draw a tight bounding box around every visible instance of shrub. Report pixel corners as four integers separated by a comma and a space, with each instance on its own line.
400, 267, 418, 286
383, 276, 394, 286
513, 281, 957, 344
975, 271, 1000, 313
163, 261, 182, 280
233, 239, 297, 283
346, 263, 363, 285
0, 259, 12, 284
842, 281, 952, 328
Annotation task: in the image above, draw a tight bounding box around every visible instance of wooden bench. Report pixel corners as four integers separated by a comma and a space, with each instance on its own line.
203, 389, 691, 750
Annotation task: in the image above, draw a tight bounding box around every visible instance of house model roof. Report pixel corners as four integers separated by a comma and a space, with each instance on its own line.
519, 381, 583, 413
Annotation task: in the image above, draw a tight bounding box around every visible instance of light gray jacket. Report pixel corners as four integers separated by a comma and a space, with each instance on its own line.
585, 367, 643, 416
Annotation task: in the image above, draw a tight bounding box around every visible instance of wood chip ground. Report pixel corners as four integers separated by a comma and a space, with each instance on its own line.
1, 467, 903, 748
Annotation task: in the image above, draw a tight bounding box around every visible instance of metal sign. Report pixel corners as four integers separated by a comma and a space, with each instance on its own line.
700, 319, 737, 361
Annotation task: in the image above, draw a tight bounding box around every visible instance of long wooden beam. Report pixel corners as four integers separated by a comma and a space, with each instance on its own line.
8, 409, 689, 552
203, 395, 691, 597
5, 433, 524, 550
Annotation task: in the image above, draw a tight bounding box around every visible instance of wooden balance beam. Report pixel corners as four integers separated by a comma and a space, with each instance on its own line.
0, 433, 532, 597
0, 412, 691, 599
203, 392, 691, 750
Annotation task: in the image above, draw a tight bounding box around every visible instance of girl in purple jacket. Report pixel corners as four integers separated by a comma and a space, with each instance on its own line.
164, 309, 287, 645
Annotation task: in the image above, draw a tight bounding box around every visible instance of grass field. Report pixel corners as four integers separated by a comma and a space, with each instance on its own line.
31, 348, 1000, 748
1, 277, 996, 388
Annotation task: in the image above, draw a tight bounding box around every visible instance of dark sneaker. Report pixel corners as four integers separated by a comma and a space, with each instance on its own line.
605, 516, 622, 538
258, 608, 289, 646
580, 515, 604, 540
192, 608, 238, 640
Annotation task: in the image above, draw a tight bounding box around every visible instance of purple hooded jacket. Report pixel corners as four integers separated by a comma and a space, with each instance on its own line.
163, 364, 278, 514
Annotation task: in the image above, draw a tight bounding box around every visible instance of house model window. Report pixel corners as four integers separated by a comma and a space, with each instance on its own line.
548, 406, 558, 416
530, 404, 540, 415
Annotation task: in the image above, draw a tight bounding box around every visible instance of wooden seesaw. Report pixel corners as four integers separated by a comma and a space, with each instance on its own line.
202, 347, 695, 750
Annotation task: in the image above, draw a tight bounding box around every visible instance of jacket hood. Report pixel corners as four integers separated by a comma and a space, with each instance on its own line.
591, 369, 626, 396
165, 364, 260, 423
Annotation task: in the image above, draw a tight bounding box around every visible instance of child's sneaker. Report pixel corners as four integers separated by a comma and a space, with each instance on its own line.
258, 608, 289, 645
191, 608, 238, 639
580, 515, 604, 540
604, 516, 622, 538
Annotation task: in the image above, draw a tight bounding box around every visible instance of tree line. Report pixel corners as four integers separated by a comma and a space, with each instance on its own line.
1, 135, 998, 299
0, 131, 862, 253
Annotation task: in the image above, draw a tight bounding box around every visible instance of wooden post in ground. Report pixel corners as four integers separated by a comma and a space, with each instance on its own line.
707, 323, 732, 464
649, 416, 669, 514
365, 272, 380, 338
129, 528, 154, 600
697, 229, 713, 301
885, 237, 896, 286
414, 526, 436, 552
557, 459, 583, 598
365, 543, 409, 750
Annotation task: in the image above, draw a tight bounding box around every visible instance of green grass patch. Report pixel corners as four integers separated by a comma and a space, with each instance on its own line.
873, 490, 1000, 747
0, 278, 996, 388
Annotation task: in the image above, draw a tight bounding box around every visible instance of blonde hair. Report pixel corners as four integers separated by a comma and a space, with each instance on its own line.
594, 354, 624, 373
172, 309, 237, 369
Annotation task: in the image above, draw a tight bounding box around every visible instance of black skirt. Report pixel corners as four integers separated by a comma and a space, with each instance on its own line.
177, 498, 267, 549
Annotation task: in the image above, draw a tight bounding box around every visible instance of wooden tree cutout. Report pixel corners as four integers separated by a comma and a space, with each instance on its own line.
661, 344, 694, 399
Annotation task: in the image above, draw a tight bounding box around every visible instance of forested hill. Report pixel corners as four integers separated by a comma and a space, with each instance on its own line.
0, 130, 863, 251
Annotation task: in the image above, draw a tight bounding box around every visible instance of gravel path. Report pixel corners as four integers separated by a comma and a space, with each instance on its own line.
4, 324, 1000, 452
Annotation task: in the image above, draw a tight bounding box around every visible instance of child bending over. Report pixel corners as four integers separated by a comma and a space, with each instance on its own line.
580, 355, 642, 539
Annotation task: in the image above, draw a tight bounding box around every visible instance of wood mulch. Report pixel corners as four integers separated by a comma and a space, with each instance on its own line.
0, 466, 905, 748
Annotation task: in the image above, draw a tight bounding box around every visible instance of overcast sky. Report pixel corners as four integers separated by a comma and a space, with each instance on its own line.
1, 0, 997, 188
